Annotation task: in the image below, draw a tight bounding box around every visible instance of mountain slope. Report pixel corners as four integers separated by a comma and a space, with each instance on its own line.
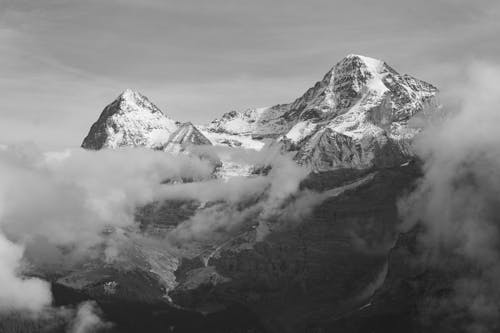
205, 54, 438, 171
162, 122, 212, 153
82, 89, 179, 150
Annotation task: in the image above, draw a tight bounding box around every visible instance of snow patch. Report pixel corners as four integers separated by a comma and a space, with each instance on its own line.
283, 121, 318, 143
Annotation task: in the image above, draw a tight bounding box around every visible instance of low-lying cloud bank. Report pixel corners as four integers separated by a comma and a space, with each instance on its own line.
0, 232, 52, 312
399, 63, 500, 332
0, 145, 215, 315
0, 142, 312, 318
165, 150, 310, 242
0, 145, 215, 249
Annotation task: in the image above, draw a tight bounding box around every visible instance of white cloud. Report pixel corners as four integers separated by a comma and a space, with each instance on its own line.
399, 63, 500, 331
69, 301, 112, 333
0, 232, 52, 312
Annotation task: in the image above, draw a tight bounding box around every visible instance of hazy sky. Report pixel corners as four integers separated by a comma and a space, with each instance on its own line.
1, 0, 499, 148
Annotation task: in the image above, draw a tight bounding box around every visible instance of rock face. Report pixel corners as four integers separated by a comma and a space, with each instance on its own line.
205, 54, 438, 172
82, 89, 179, 150
320, 224, 481, 333
162, 122, 212, 153
169, 165, 423, 333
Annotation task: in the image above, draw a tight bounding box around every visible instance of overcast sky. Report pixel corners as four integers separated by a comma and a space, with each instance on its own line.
1, 0, 499, 148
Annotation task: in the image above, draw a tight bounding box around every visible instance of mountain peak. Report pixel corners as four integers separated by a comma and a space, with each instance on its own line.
82, 54, 438, 174
110, 89, 165, 117
81, 90, 178, 150
118, 88, 141, 101
329, 54, 385, 75
162, 122, 212, 153
181, 121, 195, 127
205, 54, 439, 171
344, 53, 383, 64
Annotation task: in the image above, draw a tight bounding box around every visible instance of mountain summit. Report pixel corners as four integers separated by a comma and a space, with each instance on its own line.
203, 54, 439, 172
82, 55, 439, 173
206, 54, 436, 137
162, 122, 212, 153
81, 89, 179, 150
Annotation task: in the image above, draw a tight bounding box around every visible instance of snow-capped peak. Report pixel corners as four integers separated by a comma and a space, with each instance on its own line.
81, 90, 178, 150
205, 54, 439, 172
343, 54, 389, 94
344, 54, 385, 70
120, 88, 139, 100
205, 54, 398, 142
114, 89, 165, 115
82, 54, 439, 175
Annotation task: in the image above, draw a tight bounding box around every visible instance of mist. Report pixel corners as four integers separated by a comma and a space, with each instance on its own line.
69, 301, 112, 333
0, 233, 52, 312
165, 147, 310, 242
0, 141, 316, 317
0, 144, 214, 249
0, 144, 214, 314
399, 63, 500, 332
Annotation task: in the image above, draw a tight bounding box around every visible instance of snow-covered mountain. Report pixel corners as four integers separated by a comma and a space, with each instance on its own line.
82, 89, 217, 155
83, 54, 438, 174
204, 54, 439, 171
82, 89, 180, 150
68, 54, 443, 333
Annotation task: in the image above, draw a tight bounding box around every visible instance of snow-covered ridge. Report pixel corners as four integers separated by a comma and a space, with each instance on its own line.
82, 54, 439, 173
204, 54, 439, 172
207, 54, 435, 138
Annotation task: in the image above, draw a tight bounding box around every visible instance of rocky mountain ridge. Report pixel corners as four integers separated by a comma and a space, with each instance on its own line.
83, 54, 438, 175
206, 54, 438, 172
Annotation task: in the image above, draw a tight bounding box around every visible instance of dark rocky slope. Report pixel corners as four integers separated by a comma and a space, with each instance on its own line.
168, 164, 423, 333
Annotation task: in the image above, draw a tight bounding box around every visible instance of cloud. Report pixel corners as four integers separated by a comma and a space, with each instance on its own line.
166, 147, 310, 242
69, 301, 112, 333
167, 147, 378, 244
0, 144, 214, 313
0, 145, 214, 249
0, 141, 312, 314
398, 62, 500, 332
0, 140, 361, 315
0, 232, 52, 312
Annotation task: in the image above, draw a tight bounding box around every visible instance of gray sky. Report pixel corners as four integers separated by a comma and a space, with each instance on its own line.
1, 0, 499, 148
